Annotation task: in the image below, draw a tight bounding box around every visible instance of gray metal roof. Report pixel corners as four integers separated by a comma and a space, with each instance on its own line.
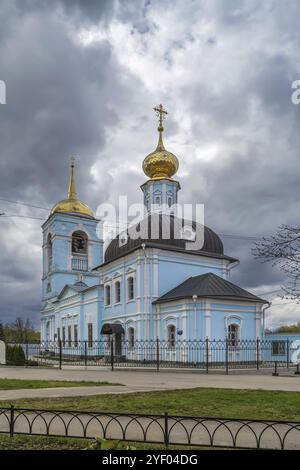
94, 213, 237, 268
153, 272, 267, 304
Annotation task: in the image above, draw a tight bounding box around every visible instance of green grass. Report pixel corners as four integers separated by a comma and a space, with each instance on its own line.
0, 378, 121, 390
1, 387, 300, 421
0, 434, 214, 450
0, 434, 90, 450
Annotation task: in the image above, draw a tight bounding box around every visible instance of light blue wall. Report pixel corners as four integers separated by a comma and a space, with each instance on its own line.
264, 333, 300, 363
41, 212, 103, 301
157, 253, 227, 297
141, 178, 180, 212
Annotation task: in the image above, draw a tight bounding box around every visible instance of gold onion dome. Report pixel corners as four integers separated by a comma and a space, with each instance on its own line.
50, 158, 94, 218
143, 104, 179, 180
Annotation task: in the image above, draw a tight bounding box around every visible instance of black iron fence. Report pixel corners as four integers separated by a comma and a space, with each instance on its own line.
0, 406, 299, 449
4, 338, 299, 372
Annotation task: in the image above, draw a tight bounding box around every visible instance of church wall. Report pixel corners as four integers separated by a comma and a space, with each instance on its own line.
156, 300, 261, 341
157, 251, 228, 297
50, 287, 102, 344
100, 252, 142, 339
209, 302, 258, 341
42, 213, 103, 298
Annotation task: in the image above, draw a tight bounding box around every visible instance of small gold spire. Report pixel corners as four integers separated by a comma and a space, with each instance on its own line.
50, 158, 94, 218
68, 157, 77, 200
154, 104, 168, 151
142, 104, 179, 180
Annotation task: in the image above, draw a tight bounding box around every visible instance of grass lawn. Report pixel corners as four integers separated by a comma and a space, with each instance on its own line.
0, 378, 121, 390
0, 434, 211, 450
0, 387, 299, 421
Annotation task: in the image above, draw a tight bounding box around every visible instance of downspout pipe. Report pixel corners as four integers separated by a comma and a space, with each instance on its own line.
262, 302, 271, 339
227, 260, 240, 279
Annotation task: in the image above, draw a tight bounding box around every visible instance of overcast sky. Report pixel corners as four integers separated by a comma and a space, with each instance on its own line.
0, 0, 300, 329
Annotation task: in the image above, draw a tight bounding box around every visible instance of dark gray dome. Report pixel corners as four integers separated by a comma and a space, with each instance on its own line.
104, 213, 224, 264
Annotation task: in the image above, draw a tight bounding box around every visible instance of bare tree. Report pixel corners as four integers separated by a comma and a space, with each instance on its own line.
6, 317, 37, 343
253, 224, 300, 301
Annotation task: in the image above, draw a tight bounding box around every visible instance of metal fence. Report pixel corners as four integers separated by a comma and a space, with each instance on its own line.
5, 338, 299, 373
0, 406, 299, 449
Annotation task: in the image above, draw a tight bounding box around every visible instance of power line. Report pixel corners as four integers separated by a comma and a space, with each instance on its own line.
0, 196, 265, 241
0, 197, 50, 211
1, 214, 45, 221
255, 288, 283, 296
269, 301, 298, 306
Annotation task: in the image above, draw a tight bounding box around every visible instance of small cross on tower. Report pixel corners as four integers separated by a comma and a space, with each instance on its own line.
154, 104, 168, 130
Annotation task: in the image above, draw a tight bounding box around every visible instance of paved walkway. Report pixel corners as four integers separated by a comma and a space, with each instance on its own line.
0, 367, 299, 400
0, 407, 299, 450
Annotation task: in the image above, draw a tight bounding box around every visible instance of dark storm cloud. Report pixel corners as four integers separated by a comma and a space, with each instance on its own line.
0, 0, 143, 324
1, 0, 300, 328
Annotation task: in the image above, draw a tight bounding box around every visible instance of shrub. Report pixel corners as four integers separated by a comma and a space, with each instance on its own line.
6, 345, 26, 366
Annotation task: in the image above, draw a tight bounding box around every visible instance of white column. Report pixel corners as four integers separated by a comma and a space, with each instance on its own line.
153, 255, 158, 300
255, 304, 261, 339
204, 301, 212, 340
182, 314, 187, 340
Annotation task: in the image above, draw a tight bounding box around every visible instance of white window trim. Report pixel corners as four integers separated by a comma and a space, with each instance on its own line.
114, 279, 122, 305
104, 283, 111, 307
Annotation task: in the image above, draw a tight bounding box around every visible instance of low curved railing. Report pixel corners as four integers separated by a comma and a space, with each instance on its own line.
0, 407, 299, 450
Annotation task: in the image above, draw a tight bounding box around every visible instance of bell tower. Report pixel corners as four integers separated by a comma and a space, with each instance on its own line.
41, 159, 103, 302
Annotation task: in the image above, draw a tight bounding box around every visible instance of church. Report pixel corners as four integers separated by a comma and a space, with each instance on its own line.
41, 105, 268, 354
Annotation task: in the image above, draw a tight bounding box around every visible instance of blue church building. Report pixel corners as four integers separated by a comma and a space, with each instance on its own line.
41, 105, 268, 354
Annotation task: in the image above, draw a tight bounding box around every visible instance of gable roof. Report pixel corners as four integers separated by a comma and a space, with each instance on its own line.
56, 281, 101, 300
153, 272, 267, 304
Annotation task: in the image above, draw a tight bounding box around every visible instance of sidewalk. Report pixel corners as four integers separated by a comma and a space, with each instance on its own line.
0, 366, 299, 400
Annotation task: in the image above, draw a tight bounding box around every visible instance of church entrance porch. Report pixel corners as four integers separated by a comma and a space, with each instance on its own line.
100, 323, 125, 359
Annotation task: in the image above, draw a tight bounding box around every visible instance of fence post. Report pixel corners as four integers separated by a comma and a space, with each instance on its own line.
9, 405, 14, 438
256, 338, 260, 371
225, 338, 229, 375
156, 337, 160, 373
286, 339, 290, 369
59, 339, 62, 370
272, 361, 279, 376
206, 338, 209, 374
84, 341, 87, 368
25, 342, 29, 364
110, 338, 114, 371
164, 412, 169, 447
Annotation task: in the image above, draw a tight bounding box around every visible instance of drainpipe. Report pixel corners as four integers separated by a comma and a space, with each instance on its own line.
192, 294, 198, 340
262, 302, 271, 338
227, 260, 240, 280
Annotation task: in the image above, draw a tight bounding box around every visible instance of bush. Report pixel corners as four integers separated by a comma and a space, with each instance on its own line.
25, 359, 39, 367
6, 345, 26, 366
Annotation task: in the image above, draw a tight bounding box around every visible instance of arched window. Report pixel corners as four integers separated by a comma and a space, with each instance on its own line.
115, 281, 121, 303
127, 277, 134, 301
128, 327, 135, 348
105, 285, 111, 306
167, 324, 176, 348
167, 197, 172, 208
46, 282, 51, 293
72, 231, 88, 254
228, 324, 239, 348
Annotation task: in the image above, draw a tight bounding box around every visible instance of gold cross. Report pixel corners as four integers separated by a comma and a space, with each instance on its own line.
154, 104, 168, 129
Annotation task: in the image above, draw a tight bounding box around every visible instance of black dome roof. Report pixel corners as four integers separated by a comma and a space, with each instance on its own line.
104, 213, 231, 264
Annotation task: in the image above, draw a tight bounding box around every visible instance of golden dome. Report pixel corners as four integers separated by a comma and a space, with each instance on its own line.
143, 104, 179, 180
50, 159, 94, 218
